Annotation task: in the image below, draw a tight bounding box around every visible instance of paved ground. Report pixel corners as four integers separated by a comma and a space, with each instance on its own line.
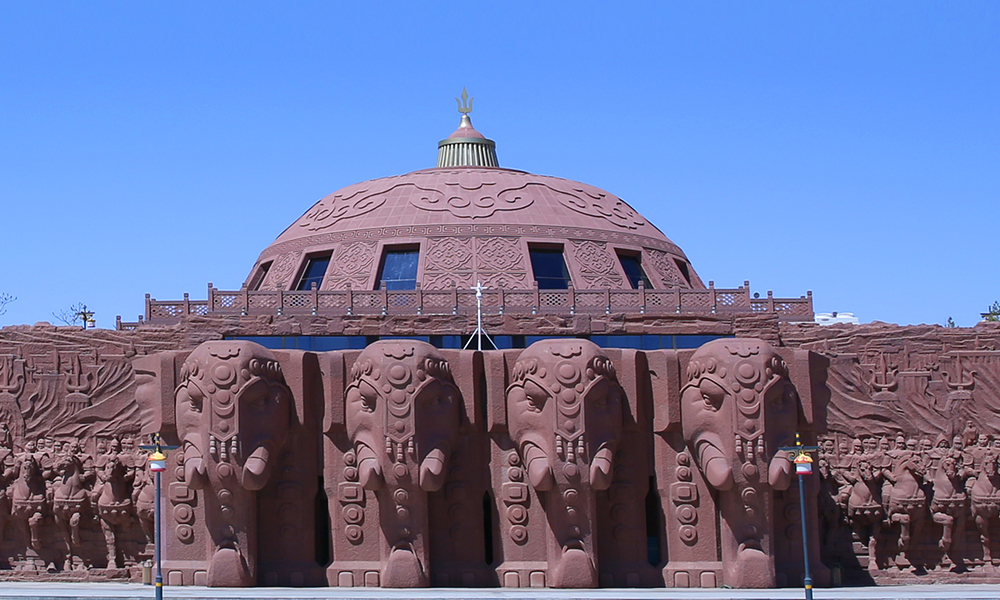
0, 583, 998, 600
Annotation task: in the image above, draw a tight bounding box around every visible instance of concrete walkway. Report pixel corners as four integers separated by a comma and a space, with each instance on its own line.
0, 583, 999, 600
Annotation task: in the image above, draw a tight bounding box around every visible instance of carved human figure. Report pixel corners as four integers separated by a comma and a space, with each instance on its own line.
930, 456, 974, 557
971, 453, 1000, 563
95, 453, 136, 568
505, 339, 623, 588
680, 338, 799, 588
971, 434, 993, 471
846, 459, 884, 571
345, 340, 463, 587
175, 341, 291, 586
51, 451, 94, 569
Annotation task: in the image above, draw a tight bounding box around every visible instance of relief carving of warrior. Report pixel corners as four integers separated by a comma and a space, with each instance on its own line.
345, 341, 463, 587
971, 453, 1000, 563
174, 341, 291, 586
505, 339, 623, 588
679, 338, 798, 588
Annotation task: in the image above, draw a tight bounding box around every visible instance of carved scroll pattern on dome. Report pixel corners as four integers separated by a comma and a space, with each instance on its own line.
297, 183, 398, 232
322, 242, 377, 290
555, 186, 646, 230
410, 183, 534, 219
570, 240, 623, 288
259, 251, 301, 291
422, 238, 474, 290
644, 248, 685, 288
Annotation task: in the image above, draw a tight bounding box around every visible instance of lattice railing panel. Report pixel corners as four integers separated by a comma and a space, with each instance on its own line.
214, 293, 241, 310
539, 292, 570, 308
319, 293, 349, 308
249, 293, 279, 309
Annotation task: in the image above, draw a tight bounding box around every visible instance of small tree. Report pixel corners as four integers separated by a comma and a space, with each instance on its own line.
985, 301, 1000, 323
946, 316, 956, 328
0, 293, 14, 316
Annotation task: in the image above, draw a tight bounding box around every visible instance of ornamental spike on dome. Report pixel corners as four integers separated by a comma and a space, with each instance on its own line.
437, 87, 499, 168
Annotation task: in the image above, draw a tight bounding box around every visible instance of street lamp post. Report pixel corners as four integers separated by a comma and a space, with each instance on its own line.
141, 434, 177, 600
779, 432, 820, 600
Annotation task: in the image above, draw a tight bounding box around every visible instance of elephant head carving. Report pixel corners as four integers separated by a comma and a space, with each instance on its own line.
173, 341, 291, 586
506, 338, 624, 587
680, 338, 799, 587
344, 340, 463, 587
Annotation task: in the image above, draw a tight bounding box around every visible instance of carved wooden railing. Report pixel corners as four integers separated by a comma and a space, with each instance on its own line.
118, 281, 813, 329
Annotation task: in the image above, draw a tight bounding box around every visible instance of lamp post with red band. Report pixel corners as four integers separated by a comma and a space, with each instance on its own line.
141, 435, 177, 600
779, 433, 820, 600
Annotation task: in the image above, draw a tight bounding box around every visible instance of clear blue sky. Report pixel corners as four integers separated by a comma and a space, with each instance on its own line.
1, 2, 997, 328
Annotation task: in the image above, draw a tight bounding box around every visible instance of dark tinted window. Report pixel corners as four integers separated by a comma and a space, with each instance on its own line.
378, 249, 419, 290
529, 248, 571, 289
618, 254, 651, 289
249, 262, 271, 291
296, 255, 331, 290
674, 259, 692, 286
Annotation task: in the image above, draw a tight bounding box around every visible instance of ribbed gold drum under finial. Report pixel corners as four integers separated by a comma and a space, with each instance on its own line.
437, 88, 499, 168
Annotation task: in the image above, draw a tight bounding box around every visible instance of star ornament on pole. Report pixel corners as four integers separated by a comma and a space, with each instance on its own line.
778, 432, 820, 600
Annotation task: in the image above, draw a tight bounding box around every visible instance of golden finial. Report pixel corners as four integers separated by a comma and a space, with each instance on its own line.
456, 87, 473, 115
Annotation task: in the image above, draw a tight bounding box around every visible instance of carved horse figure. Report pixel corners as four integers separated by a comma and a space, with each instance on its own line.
971, 454, 1000, 563
95, 454, 136, 568
0, 428, 15, 553
887, 448, 928, 568
51, 453, 93, 569
930, 456, 974, 558
10, 455, 48, 555
846, 459, 884, 571
132, 461, 155, 549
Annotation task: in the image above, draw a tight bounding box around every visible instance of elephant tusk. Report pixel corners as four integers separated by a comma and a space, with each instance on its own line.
419, 446, 448, 492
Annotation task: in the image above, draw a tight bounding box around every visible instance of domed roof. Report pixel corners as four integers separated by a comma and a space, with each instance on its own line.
244, 104, 703, 294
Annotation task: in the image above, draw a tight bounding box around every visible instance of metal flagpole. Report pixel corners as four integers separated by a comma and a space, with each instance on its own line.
779, 432, 820, 600
463, 281, 495, 351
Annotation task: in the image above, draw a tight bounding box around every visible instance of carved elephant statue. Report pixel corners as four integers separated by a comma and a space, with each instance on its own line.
345, 340, 463, 587
506, 339, 623, 588
174, 341, 291, 586
680, 338, 797, 588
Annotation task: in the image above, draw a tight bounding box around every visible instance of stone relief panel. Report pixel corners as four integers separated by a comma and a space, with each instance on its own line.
322, 242, 377, 291
644, 248, 687, 289
474, 237, 530, 290
815, 345, 1000, 581
0, 346, 152, 578
422, 238, 474, 291
258, 252, 301, 291
569, 240, 624, 289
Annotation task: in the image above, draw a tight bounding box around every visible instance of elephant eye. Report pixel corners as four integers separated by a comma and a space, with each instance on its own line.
248, 394, 267, 412
697, 380, 726, 412
522, 381, 548, 413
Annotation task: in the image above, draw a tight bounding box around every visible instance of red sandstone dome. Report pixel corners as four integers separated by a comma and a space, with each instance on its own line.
244, 112, 704, 294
